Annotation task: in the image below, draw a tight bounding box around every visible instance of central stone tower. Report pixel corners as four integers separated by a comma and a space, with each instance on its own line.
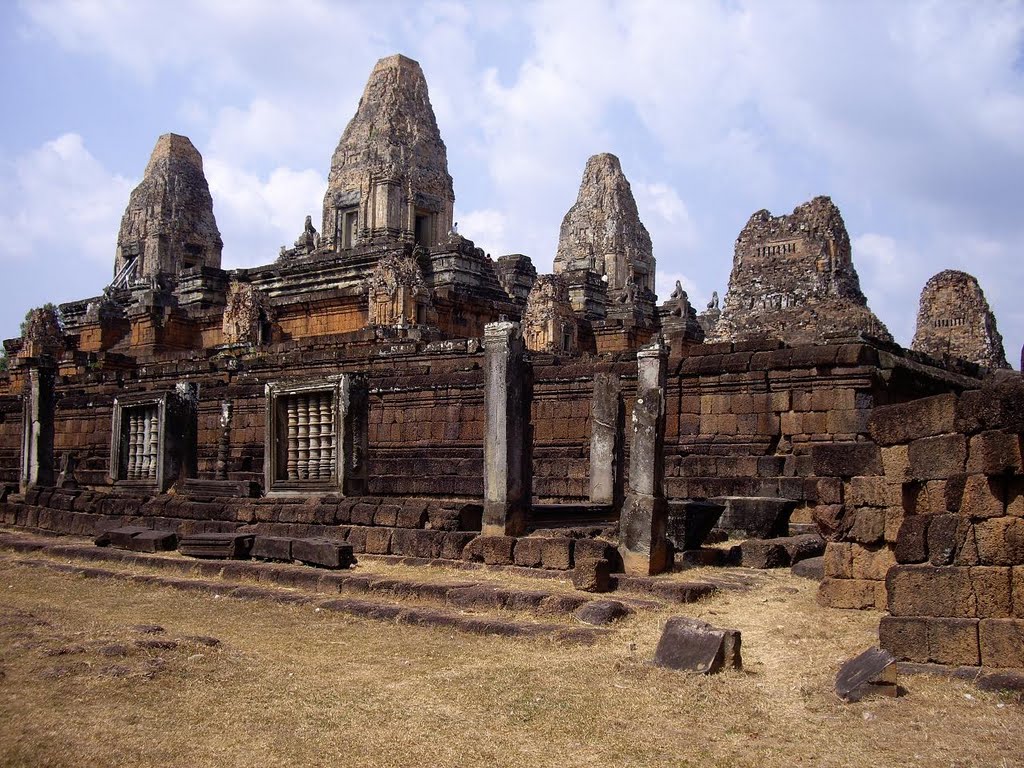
320, 54, 455, 252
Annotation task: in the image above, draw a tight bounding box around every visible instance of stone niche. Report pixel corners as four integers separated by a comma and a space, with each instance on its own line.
109, 385, 198, 492
911, 269, 1009, 369
366, 252, 434, 328
522, 274, 578, 355
264, 375, 368, 495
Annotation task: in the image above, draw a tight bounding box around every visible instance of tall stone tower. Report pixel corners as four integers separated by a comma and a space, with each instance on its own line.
554, 153, 655, 296
321, 54, 454, 252
710, 196, 891, 344
113, 133, 222, 281
912, 270, 1009, 369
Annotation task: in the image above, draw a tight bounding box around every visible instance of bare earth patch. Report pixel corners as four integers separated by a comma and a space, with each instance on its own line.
0, 559, 1021, 768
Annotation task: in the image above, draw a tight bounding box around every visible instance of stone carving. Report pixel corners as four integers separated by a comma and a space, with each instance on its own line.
294, 215, 320, 254
710, 196, 891, 345
114, 133, 222, 281
911, 270, 1009, 369
495, 254, 537, 305
321, 55, 454, 250
21, 305, 63, 358
698, 290, 722, 338
554, 153, 655, 297
522, 274, 578, 354
56, 452, 78, 489
222, 283, 271, 345
366, 252, 432, 327
658, 281, 704, 344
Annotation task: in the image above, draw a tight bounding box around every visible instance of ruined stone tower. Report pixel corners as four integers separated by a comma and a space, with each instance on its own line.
554, 153, 655, 298
321, 54, 454, 252
113, 133, 222, 282
912, 270, 1009, 369
710, 196, 891, 345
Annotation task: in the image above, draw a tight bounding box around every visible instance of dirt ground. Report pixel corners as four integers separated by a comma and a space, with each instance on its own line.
0, 555, 1021, 768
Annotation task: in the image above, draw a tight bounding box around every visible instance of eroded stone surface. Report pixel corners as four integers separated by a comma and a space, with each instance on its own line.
710, 196, 891, 344
321, 54, 454, 250
114, 133, 222, 281
911, 270, 1009, 369
554, 153, 655, 296
522, 274, 577, 354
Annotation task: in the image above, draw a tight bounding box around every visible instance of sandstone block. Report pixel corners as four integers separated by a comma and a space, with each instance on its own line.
968, 431, 1023, 475
847, 476, 895, 508
652, 617, 742, 674
812, 504, 845, 540
463, 535, 516, 565
573, 598, 628, 624
879, 616, 928, 662
868, 394, 957, 445
955, 381, 1024, 434
573, 538, 616, 563
1015, 567, 1024, 618
886, 565, 974, 617
811, 443, 882, 478
927, 618, 981, 666
845, 508, 885, 545
907, 434, 967, 481
817, 578, 885, 610
292, 539, 356, 569
540, 537, 574, 570
512, 537, 543, 568
439, 531, 477, 561
571, 559, 612, 594
364, 527, 392, 555
739, 539, 790, 569
852, 544, 896, 581
961, 474, 1007, 519
926, 514, 961, 566
880, 445, 910, 482
971, 566, 1012, 618
894, 516, 929, 564
975, 517, 1024, 566
835, 647, 898, 702
1008, 477, 1024, 517
823, 542, 853, 579
252, 536, 292, 562
979, 619, 1024, 668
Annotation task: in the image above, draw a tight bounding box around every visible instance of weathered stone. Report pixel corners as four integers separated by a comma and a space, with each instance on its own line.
791, 555, 825, 581
979, 619, 1024, 668
178, 533, 254, 560
367, 252, 433, 328
738, 539, 790, 569
462, 535, 516, 566
571, 558, 612, 593
894, 515, 929, 563
126, 530, 177, 553
589, 373, 622, 505
967, 431, 1023, 476
709, 196, 891, 344
522, 274, 577, 354
252, 536, 293, 562
321, 54, 453, 249
886, 565, 975, 617
652, 617, 742, 674
851, 543, 896, 581
114, 133, 222, 280
823, 542, 854, 579
665, 500, 724, 551
975, 517, 1024, 565
710, 496, 794, 539
834, 647, 898, 702
291, 538, 356, 569
911, 270, 1009, 369
869, 394, 957, 446
811, 443, 883, 478
907, 434, 967, 481
540, 537, 574, 570
817, 578, 886, 610
927, 514, 961, 566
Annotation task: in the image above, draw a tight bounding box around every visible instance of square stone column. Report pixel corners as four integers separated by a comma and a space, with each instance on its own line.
20, 364, 55, 493
619, 337, 671, 575
589, 372, 623, 505
482, 321, 530, 536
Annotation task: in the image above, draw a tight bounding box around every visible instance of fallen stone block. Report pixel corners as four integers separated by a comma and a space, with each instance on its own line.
571, 557, 611, 593
738, 539, 790, 569
680, 548, 727, 568
791, 555, 824, 581
781, 533, 826, 563
709, 496, 795, 539
126, 530, 177, 553
292, 538, 356, 569
666, 500, 725, 551
177, 532, 255, 560
835, 647, 898, 702
95, 526, 150, 549
252, 536, 293, 562
462, 535, 516, 565
574, 599, 630, 626
652, 616, 742, 674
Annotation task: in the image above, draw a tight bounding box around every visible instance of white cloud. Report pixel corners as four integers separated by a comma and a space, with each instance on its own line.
0, 133, 132, 268
456, 208, 509, 257
655, 271, 704, 312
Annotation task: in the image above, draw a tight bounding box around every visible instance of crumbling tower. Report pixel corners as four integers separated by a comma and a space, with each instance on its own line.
113, 133, 222, 283
710, 196, 891, 345
912, 270, 1009, 369
321, 54, 455, 252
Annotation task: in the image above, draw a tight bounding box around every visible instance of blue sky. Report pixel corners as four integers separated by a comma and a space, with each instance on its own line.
1, 0, 1022, 365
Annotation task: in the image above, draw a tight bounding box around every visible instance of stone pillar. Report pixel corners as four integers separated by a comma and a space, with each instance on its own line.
482, 321, 530, 536
20, 364, 56, 493
619, 337, 671, 575
340, 375, 370, 495
589, 372, 623, 505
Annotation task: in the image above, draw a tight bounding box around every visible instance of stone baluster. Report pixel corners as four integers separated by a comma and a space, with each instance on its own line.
286, 398, 299, 480
308, 393, 322, 480
297, 395, 310, 479
319, 394, 333, 479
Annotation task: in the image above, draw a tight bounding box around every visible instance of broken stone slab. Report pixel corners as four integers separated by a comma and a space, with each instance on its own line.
574, 599, 630, 626
177, 532, 254, 560
791, 555, 825, 581
571, 557, 611, 593
835, 647, 898, 702
710, 496, 796, 539
679, 548, 727, 568
94, 526, 151, 549
736, 539, 791, 569
652, 617, 742, 674
126, 530, 177, 553
666, 499, 725, 551
252, 536, 293, 562
291, 538, 356, 569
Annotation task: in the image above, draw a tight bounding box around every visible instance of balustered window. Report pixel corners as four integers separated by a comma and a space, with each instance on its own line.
265, 377, 351, 493
121, 404, 159, 481
110, 388, 196, 491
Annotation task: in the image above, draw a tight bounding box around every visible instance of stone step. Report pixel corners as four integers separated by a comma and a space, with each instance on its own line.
5, 555, 609, 645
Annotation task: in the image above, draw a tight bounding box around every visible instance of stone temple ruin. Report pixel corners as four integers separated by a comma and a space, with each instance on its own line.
0, 53, 1021, 675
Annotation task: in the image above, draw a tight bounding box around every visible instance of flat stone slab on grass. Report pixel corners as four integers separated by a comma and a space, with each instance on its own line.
95, 527, 151, 549
252, 536, 293, 562
653, 616, 742, 674
126, 530, 177, 553
177, 533, 254, 560
291, 538, 356, 569
835, 647, 898, 702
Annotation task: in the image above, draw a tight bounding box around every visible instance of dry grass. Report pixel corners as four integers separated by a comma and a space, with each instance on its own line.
0, 558, 1021, 768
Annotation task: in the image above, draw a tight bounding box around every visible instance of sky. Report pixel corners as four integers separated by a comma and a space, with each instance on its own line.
1, 0, 1022, 366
